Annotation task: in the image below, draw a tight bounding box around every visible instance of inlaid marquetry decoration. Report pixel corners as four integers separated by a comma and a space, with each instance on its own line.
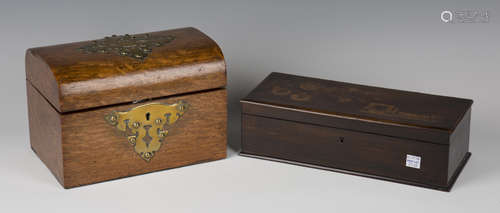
78, 33, 175, 60
270, 81, 442, 123
361, 102, 442, 123
104, 101, 189, 162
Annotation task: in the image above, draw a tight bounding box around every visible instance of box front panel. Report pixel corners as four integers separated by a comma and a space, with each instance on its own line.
61, 89, 227, 188
242, 114, 449, 187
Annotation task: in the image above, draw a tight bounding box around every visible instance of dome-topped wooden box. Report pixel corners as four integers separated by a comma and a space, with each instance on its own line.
26, 27, 227, 188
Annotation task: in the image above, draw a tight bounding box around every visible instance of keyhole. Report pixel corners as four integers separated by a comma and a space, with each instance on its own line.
337, 137, 344, 143
146, 112, 150, 121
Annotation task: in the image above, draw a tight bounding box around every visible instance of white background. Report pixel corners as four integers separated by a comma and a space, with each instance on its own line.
0, 0, 499, 212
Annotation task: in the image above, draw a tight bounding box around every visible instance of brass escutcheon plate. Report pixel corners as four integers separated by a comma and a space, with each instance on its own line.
104, 101, 189, 162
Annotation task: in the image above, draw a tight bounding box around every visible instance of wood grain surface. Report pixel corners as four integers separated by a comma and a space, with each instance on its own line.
242, 72, 473, 144
28, 87, 227, 188
58, 88, 227, 188
448, 108, 471, 181
25, 27, 226, 113
240, 72, 473, 191
242, 114, 449, 187
26, 27, 227, 188
27, 82, 64, 185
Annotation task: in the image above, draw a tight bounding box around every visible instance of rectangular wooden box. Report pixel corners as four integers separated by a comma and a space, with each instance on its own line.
240, 72, 473, 191
26, 27, 227, 188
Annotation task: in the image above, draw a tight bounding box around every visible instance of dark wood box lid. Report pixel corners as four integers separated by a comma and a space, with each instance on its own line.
26, 27, 226, 113
241, 72, 473, 144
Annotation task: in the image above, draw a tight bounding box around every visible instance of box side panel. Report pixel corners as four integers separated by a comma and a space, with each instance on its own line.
448, 108, 471, 181
27, 82, 64, 185
242, 114, 449, 187
26, 50, 60, 112
61, 89, 227, 188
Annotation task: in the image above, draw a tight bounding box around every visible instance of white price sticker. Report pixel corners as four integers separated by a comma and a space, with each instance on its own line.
405, 154, 421, 169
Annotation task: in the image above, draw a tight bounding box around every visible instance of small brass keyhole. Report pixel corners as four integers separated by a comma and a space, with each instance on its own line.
146, 112, 150, 121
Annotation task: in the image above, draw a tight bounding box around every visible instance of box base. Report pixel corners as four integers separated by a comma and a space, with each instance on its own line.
239, 152, 471, 192
33, 144, 226, 189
